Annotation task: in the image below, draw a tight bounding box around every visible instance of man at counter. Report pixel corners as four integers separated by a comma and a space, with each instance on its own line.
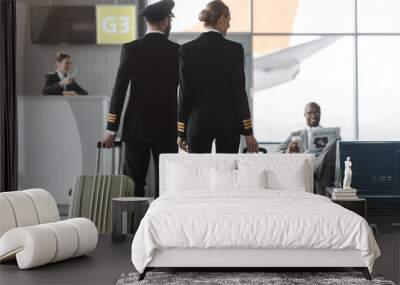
42, 52, 88, 96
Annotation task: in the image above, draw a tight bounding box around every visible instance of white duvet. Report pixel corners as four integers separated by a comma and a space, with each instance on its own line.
131, 190, 380, 273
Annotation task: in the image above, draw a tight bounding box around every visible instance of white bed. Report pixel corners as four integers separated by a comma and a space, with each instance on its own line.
131, 154, 380, 280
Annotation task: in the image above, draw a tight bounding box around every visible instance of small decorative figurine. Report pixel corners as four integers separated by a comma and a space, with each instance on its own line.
343, 157, 353, 189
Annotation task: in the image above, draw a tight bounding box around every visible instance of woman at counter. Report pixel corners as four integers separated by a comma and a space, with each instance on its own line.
42, 52, 88, 96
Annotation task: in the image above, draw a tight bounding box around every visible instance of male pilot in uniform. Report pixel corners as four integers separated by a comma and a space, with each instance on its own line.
102, 0, 179, 198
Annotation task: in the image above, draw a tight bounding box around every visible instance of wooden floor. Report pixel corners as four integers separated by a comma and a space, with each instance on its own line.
1, 233, 399, 285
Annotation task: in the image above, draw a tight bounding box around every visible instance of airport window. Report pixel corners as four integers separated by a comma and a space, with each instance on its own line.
250, 0, 400, 142
358, 36, 400, 140
252, 36, 355, 142
145, 1, 400, 141
252, 0, 354, 33
358, 0, 400, 33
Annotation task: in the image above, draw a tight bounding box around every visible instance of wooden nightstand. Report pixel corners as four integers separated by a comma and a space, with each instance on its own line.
332, 198, 367, 219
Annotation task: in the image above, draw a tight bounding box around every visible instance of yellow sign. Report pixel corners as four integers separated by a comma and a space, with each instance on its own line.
96, 5, 137, 44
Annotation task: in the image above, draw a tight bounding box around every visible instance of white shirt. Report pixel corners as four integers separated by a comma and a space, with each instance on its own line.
145, 29, 165, 35
56, 70, 68, 92
56, 70, 67, 81
204, 27, 223, 35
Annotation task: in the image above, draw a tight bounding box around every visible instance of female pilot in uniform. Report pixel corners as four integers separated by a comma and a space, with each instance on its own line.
42, 52, 88, 96
177, 0, 258, 153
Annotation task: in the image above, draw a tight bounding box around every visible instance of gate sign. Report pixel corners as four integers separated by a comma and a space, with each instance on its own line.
96, 5, 136, 44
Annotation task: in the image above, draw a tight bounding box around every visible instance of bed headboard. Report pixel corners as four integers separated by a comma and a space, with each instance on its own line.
159, 154, 314, 195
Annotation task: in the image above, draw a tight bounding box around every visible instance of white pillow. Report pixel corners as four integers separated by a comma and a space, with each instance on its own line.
237, 158, 307, 191
211, 168, 236, 190
211, 169, 268, 190
167, 162, 210, 191
237, 169, 267, 189
166, 159, 236, 192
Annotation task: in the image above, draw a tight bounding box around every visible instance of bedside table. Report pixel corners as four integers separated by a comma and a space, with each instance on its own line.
332, 198, 367, 219
111, 197, 151, 242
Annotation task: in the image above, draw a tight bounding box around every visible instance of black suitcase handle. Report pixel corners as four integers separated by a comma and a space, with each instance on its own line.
243, 147, 267, 154
95, 141, 124, 175
97, 141, 122, 148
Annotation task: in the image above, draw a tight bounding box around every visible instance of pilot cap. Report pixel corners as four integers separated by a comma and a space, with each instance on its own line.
139, 0, 175, 22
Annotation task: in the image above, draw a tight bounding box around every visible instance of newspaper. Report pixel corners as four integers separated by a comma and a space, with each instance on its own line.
309, 127, 340, 152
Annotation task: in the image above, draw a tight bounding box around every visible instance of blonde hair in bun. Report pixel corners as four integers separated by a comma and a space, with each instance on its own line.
198, 0, 229, 27
199, 9, 211, 22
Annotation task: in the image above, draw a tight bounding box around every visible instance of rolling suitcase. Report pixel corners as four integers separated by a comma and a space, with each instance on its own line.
69, 141, 135, 234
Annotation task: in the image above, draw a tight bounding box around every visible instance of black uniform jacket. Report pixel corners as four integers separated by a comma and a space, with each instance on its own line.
107, 33, 180, 142
42, 72, 88, 95
177, 31, 253, 138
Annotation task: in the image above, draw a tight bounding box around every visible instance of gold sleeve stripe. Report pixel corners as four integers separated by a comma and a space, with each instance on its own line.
177, 122, 185, 132
107, 119, 116, 123
244, 125, 252, 130
243, 119, 252, 123
108, 114, 117, 118
244, 123, 252, 127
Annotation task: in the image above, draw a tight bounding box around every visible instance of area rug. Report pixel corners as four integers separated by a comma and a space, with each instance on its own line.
116, 271, 396, 285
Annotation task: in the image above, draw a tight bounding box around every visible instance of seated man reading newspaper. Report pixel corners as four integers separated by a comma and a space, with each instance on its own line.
277, 102, 341, 195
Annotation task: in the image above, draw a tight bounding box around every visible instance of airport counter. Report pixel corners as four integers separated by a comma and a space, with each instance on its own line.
17, 95, 110, 209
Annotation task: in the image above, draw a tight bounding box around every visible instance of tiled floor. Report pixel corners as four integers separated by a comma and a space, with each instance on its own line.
1, 233, 399, 285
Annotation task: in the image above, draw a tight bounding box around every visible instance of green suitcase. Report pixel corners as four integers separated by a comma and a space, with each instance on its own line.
69, 141, 135, 234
